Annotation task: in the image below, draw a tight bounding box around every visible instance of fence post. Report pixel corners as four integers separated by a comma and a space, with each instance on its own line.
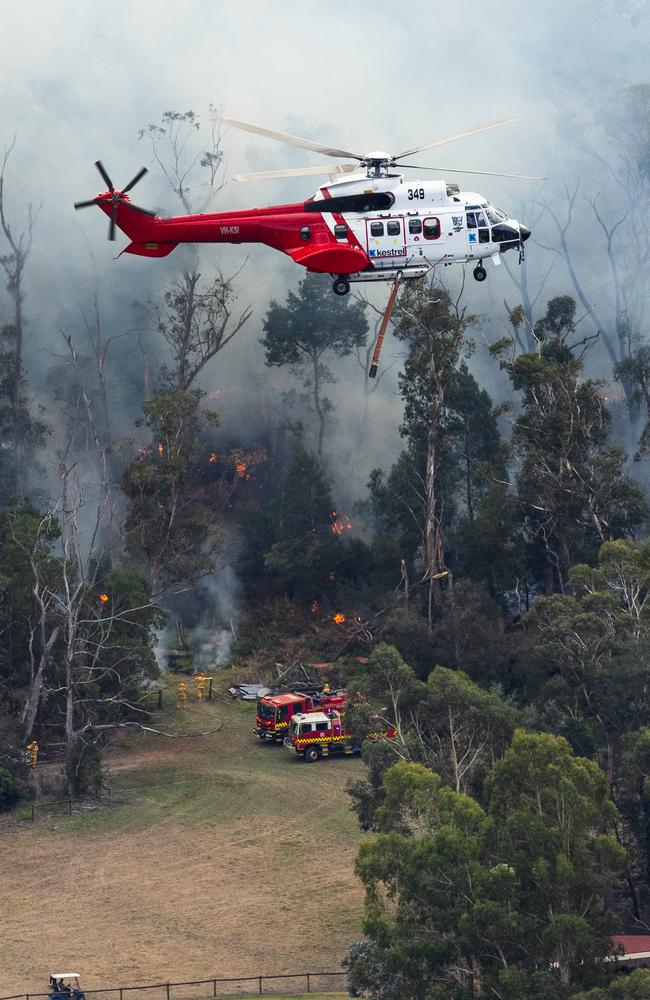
208, 678, 213, 701
158, 689, 163, 710
306, 973, 311, 993
212, 980, 217, 997
68, 798, 72, 815
166, 984, 170, 1000
120, 990, 123, 1000
31, 803, 34, 822
258, 976, 262, 995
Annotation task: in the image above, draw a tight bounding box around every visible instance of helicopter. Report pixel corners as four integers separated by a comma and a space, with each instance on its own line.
74, 116, 541, 296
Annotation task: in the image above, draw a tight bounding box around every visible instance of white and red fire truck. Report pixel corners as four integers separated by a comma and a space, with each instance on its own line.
284, 709, 395, 762
255, 690, 346, 743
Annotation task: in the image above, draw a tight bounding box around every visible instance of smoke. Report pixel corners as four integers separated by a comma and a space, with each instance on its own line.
2, 0, 649, 562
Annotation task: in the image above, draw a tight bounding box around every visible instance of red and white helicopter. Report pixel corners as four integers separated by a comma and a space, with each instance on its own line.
75, 116, 540, 296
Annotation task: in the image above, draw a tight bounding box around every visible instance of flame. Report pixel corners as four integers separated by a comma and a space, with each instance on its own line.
157, 443, 164, 456
209, 452, 218, 463
99, 593, 109, 604
332, 612, 346, 625
328, 571, 337, 581
235, 460, 251, 480
330, 510, 352, 535
310, 600, 319, 613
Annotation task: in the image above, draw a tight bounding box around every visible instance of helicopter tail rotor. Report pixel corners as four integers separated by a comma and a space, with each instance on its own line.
74, 162, 156, 241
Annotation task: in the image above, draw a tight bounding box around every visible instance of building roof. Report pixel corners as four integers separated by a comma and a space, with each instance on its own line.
613, 935, 650, 958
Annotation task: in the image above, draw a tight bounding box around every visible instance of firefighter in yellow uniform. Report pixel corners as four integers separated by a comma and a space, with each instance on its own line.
177, 680, 188, 709
26, 740, 39, 767
195, 671, 207, 700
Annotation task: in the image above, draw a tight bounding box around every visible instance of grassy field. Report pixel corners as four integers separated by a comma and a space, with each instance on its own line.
0, 677, 365, 994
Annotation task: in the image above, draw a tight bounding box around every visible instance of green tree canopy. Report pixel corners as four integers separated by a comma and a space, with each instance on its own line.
347, 731, 624, 1000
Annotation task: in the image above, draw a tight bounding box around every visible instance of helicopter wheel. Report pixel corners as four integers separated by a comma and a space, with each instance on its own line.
333, 277, 350, 296
473, 264, 487, 283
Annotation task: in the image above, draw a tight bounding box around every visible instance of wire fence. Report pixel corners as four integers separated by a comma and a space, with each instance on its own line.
0, 971, 348, 1000
16, 787, 117, 822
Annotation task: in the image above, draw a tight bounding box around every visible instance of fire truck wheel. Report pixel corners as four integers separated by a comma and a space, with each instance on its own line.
304, 746, 320, 763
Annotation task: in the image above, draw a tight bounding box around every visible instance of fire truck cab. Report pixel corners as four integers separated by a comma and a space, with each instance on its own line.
255, 692, 313, 742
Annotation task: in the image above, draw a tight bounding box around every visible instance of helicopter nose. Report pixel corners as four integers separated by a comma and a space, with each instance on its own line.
519, 224, 531, 242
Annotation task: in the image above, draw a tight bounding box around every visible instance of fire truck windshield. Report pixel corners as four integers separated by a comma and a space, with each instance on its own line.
257, 702, 275, 720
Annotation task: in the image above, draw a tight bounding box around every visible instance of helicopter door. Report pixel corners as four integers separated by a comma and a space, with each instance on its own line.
366, 217, 406, 269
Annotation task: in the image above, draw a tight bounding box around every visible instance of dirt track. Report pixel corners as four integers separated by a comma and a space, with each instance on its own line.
0, 696, 366, 992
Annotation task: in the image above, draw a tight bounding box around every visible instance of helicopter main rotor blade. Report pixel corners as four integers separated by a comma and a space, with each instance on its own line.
217, 116, 363, 161
395, 117, 519, 160
121, 166, 148, 194
95, 160, 115, 192
394, 162, 546, 180
74, 198, 101, 210
233, 163, 360, 182
126, 202, 158, 217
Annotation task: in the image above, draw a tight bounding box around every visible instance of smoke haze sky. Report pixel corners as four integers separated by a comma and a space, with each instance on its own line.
1, 0, 650, 493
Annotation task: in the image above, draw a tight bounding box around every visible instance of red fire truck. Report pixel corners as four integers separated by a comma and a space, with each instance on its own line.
255, 691, 345, 743
284, 708, 394, 762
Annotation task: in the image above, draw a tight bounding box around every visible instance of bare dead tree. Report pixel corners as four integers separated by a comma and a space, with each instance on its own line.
533, 182, 625, 366
23, 450, 218, 793
138, 107, 227, 215
137, 109, 252, 391
156, 265, 253, 391
0, 137, 42, 498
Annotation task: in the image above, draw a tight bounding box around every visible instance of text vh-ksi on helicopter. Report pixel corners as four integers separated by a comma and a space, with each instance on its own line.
75, 116, 542, 295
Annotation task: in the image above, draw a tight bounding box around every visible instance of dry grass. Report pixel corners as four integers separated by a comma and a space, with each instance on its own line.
0, 679, 365, 994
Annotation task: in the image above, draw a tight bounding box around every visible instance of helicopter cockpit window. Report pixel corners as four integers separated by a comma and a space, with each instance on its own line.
408, 219, 422, 235
423, 217, 441, 239
466, 212, 477, 228
486, 207, 507, 225
387, 221, 401, 236
370, 222, 384, 237
334, 224, 348, 239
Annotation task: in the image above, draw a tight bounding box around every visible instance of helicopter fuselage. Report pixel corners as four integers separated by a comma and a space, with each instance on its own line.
100, 172, 530, 289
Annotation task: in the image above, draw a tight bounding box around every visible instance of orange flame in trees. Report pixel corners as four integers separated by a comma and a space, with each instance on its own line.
157, 443, 164, 457
330, 511, 352, 535
209, 452, 218, 463
235, 460, 250, 480
99, 593, 109, 604
332, 613, 346, 625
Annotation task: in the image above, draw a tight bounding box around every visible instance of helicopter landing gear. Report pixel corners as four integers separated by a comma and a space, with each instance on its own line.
473, 264, 487, 282
333, 276, 350, 296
